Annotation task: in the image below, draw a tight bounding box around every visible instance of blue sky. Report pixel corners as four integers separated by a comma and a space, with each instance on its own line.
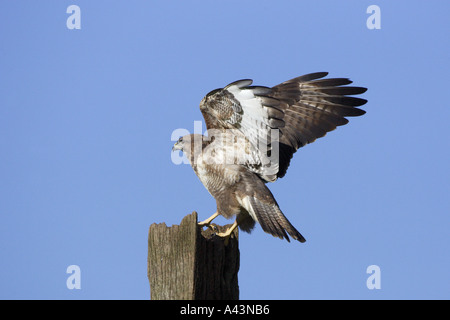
0, 1, 449, 300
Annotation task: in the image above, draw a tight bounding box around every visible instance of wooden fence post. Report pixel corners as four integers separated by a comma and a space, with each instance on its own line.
147, 211, 239, 300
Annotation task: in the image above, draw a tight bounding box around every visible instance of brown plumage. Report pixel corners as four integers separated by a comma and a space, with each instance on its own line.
173, 72, 367, 242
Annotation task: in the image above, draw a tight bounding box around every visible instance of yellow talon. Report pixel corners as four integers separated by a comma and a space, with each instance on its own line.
198, 212, 219, 227
215, 220, 239, 245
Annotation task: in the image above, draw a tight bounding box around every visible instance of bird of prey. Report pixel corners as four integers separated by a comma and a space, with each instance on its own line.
172, 72, 367, 243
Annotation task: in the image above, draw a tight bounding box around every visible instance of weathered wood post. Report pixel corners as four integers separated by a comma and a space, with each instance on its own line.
147, 211, 239, 300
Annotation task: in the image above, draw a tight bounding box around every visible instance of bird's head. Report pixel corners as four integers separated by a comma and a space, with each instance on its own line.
172, 134, 206, 163
172, 136, 186, 152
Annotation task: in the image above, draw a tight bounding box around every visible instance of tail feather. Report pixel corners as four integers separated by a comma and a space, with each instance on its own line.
248, 196, 306, 243
250, 197, 289, 240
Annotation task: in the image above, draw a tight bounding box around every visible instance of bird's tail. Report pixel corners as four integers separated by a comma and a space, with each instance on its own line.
247, 196, 306, 243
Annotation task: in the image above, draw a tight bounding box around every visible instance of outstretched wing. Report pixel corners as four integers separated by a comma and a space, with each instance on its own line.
199, 72, 367, 181
270, 72, 367, 178
200, 79, 285, 146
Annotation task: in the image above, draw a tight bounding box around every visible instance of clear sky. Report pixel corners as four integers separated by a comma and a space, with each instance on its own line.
0, 1, 449, 300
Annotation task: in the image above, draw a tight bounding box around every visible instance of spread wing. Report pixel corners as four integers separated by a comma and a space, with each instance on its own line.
270, 72, 367, 178
199, 72, 367, 181
200, 79, 284, 149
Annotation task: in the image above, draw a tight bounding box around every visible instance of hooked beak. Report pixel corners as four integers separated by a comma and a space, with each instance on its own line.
172, 141, 182, 152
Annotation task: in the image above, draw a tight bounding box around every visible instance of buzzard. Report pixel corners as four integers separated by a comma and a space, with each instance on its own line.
172, 72, 367, 243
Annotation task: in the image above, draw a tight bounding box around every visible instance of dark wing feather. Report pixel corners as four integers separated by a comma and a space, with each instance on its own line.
270, 72, 367, 178
199, 72, 367, 181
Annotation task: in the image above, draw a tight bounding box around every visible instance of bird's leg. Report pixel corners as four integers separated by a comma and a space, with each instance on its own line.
216, 220, 239, 246
198, 212, 219, 228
